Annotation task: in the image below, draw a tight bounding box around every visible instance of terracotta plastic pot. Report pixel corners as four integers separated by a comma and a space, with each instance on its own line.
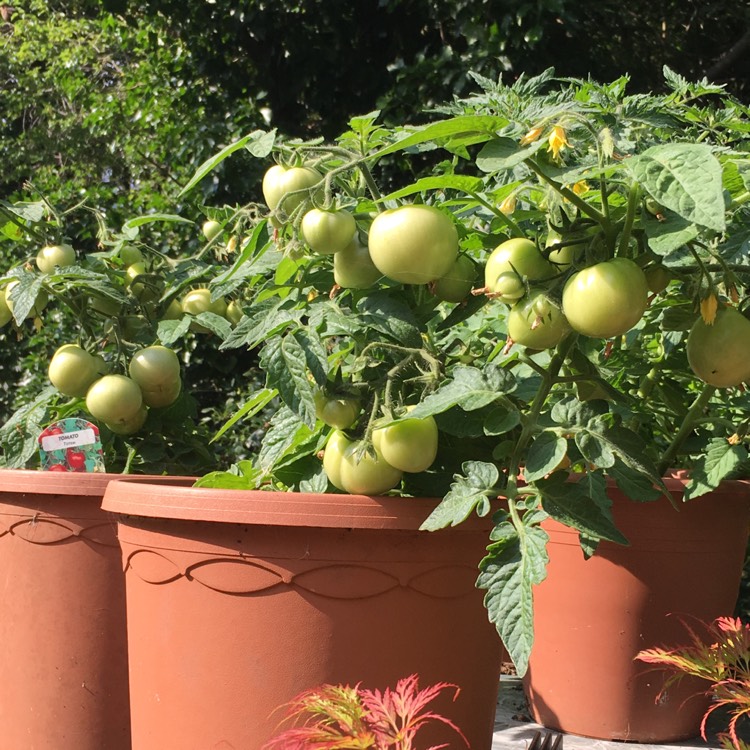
524, 475, 750, 742
0, 469, 130, 750
102, 481, 504, 750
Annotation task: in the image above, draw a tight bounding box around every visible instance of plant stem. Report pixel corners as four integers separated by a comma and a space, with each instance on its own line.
617, 183, 640, 257
657, 384, 717, 476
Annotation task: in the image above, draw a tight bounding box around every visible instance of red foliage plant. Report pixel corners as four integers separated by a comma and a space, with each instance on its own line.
636, 616, 750, 750
262, 673, 469, 750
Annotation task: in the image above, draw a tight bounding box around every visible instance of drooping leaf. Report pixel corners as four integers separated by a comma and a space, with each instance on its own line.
684, 438, 746, 500
357, 291, 422, 348
379, 175, 484, 202
478, 517, 549, 675
475, 136, 546, 172
524, 431, 567, 483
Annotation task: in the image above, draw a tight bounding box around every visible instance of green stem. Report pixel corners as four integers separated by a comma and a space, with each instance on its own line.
617, 183, 641, 258
467, 191, 525, 237
526, 159, 607, 225
657, 384, 717, 476
0, 206, 47, 244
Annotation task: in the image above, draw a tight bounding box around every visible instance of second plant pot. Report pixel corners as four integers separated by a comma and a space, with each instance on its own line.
103, 479, 504, 750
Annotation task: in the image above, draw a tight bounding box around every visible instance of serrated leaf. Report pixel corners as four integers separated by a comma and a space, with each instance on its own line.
477, 519, 549, 675
380, 175, 484, 202
684, 438, 746, 500
257, 406, 310, 471
420, 460, 499, 530
643, 211, 700, 256
220, 301, 298, 349
536, 473, 629, 545
1, 199, 45, 222
483, 405, 521, 436
210, 388, 277, 444
157, 316, 192, 345
193, 311, 233, 338
373, 115, 507, 158
550, 398, 606, 427
627, 144, 726, 232
475, 136, 546, 172
524, 432, 567, 482
575, 427, 615, 468
608, 459, 663, 502
122, 213, 194, 230
260, 334, 317, 427
180, 130, 276, 196
244, 129, 276, 158
357, 292, 422, 348
7, 272, 44, 324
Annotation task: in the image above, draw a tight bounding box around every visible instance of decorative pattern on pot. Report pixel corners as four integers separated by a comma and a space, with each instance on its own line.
1, 515, 118, 546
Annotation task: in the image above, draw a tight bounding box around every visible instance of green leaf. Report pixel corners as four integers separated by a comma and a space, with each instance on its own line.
608, 460, 663, 502
478, 518, 549, 675
220, 300, 298, 349
408, 365, 516, 419
643, 211, 700, 256
257, 406, 312, 472
420, 460, 499, 530
122, 213, 194, 231
536, 473, 629, 545
179, 130, 276, 196
260, 334, 317, 428
550, 398, 606, 427
575, 425, 616, 469
483, 405, 521, 436
684, 438, 746, 500
380, 175, 484, 202
524, 431, 567, 483
475, 136, 546, 172
357, 292, 422, 348
192, 311, 233, 338
157, 316, 192, 346
373, 115, 507, 158
627, 144, 726, 232
210, 388, 277, 444
7, 272, 44, 324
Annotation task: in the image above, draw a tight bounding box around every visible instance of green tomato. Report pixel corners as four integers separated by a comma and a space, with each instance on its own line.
490, 272, 526, 304
323, 429, 353, 490
432, 254, 477, 303
333, 238, 382, 289
129, 345, 181, 390
161, 298, 184, 321
301, 209, 356, 255
686, 307, 750, 388
118, 246, 144, 266
106, 405, 148, 436
0, 288, 12, 327
314, 392, 360, 430
372, 409, 438, 473
181, 288, 228, 333
36, 244, 76, 274
91, 295, 122, 317
226, 300, 244, 325
202, 220, 222, 241
338, 440, 403, 496
86, 374, 143, 426
645, 264, 672, 294
368, 205, 458, 285
125, 263, 163, 304
508, 291, 570, 350
262, 164, 322, 221
48, 344, 100, 397
562, 258, 648, 338
485, 238, 555, 295
139, 377, 182, 408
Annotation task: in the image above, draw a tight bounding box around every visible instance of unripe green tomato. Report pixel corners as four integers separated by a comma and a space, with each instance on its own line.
508, 291, 570, 350
490, 272, 526, 304
339, 440, 403, 496
202, 220, 222, 241
226, 300, 244, 325
106, 405, 148, 436
161, 298, 184, 321
36, 244, 76, 274
48, 344, 100, 397
5, 280, 49, 319
314, 392, 360, 430
301, 209, 357, 255
139, 377, 182, 408
0, 288, 12, 327
86, 374, 143, 426
485, 238, 555, 293
181, 288, 228, 333
686, 307, 750, 387
262, 164, 323, 221
368, 205, 459, 285
91, 295, 122, 317
372, 409, 438, 473
125, 263, 163, 304
645, 264, 672, 294
129, 345, 181, 389
323, 429, 353, 490
562, 258, 648, 339
333, 238, 382, 289
432, 254, 477, 303
118, 246, 143, 266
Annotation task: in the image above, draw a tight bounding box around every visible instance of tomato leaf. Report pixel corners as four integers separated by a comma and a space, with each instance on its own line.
407, 364, 516, 419
475, 136, 546, 172
357, 292, 422, 348
192, 311, 232, 339
122, 213, 194, 231
420, 460, 499, 531
536, 472, 629, 545
608, 460, 663, 502
524, 431, 567, 482
210, 388, 278, 444
7, 271, 44, 325
684, 438, 746, 500
627, 143, 726, 232
642, 211, 700, 256
483, 404, 521, 436
379, 175, 484, 202
257, 406, 311, 472
157, 316, 192, 346
220, 300, 298, 350
477, 515, 549, 676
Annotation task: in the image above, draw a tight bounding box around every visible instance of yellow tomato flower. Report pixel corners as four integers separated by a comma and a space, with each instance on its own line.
572, 181, 589, 195
700, 294, 718, 325
548, 125, 570, 160
499, 195, 517, 216
520, 126, 544, 146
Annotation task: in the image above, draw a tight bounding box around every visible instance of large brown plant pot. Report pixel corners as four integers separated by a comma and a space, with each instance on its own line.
524, 476, 750, 742
102, 480, 504, 750
0, 469, 130, 750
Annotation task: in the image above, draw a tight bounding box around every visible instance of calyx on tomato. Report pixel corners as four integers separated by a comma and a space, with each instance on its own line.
561, 258, 648, 338
485, 238, 555, 301
323, 431, 403, 495
368, 205, 458, 285
507, 291, 570, 350
686, 307, 750, 388
372, 408, 438, 473
314, 391, 360, 430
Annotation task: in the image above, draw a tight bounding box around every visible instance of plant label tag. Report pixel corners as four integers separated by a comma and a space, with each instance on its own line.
38, 418, 106, 473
